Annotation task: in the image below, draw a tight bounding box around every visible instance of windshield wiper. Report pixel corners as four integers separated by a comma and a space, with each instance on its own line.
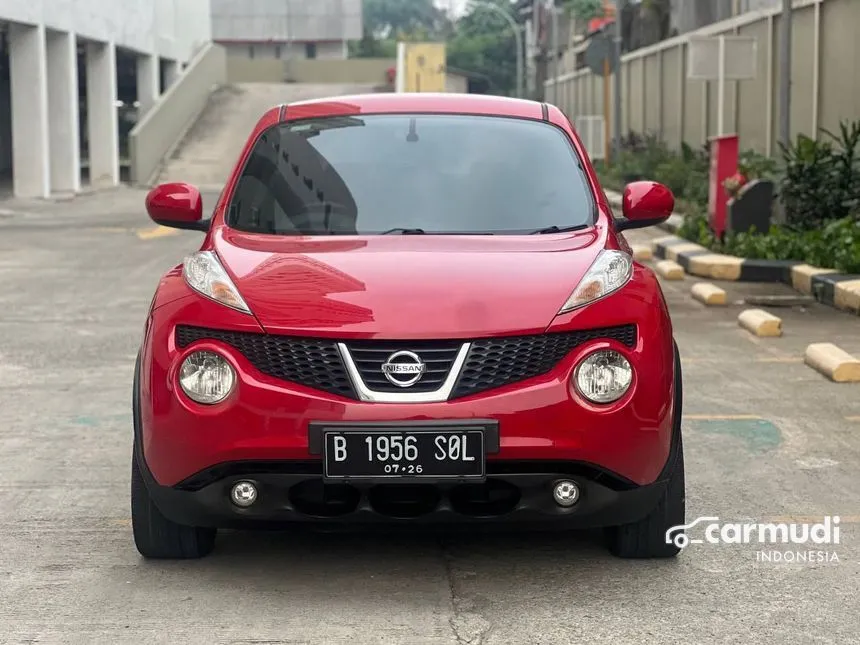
529, 224, 591, 235
380, 227, 426, 235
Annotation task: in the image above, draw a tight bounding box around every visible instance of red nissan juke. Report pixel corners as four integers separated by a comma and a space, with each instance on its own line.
132, 93, 685, 560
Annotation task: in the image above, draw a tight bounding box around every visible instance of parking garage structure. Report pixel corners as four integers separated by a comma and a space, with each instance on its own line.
0, 0, 210, 199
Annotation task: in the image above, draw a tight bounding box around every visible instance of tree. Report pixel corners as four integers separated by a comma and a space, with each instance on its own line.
351, 0, 451, 59
446, 0, 520, 96
563, 0, 604, 20
348, 30, 398, 58
351, 0, 520, 95
362, 0, 448, 38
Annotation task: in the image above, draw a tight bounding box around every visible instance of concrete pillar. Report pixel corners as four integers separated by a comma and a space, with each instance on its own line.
137, 53, 159, 116
162, 59, 180, 91
85, 41, 119, 188
46, 30, 81, 195
8, 23, 50, 198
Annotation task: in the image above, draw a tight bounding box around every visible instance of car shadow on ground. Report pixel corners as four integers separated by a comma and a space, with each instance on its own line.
169, 526, 683, 571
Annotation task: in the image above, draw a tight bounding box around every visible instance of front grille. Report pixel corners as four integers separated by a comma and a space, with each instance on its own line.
450, 324, 637, 399
175, 324, 636, 401
174, 326, 354, 398
344, 340, 462, 393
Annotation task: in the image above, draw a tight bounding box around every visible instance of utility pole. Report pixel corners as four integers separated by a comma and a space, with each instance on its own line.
534, 0, 548, 100
550, 1, 559, 104
778, 0, 792, 149
613, 0, 626, 159
468, 0, 523, 98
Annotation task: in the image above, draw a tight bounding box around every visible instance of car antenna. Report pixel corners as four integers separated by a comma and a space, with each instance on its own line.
406, 118, 419, 143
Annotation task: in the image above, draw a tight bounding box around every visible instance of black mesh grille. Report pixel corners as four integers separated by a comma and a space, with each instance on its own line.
344, 340, 462, 393
174, 326, 354, 398
450, 324, 637, 399
175, 324, 636, 400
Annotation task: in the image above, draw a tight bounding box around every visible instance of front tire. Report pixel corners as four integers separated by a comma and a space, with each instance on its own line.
131, 455, 217, 559
606, 341, 685, 559
606, 436, 685, 558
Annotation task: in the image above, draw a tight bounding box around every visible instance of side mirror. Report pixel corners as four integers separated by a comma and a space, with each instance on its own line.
616, 181, 675, 232
145, 182, 209, 232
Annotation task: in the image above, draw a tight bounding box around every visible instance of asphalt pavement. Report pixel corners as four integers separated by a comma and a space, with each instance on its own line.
1, 188, 858, 645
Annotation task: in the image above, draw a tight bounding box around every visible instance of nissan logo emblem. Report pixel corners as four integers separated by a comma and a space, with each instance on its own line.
381, 350, 426, 387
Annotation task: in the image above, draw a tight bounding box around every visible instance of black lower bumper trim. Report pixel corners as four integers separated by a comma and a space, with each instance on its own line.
136, 453, 667, 530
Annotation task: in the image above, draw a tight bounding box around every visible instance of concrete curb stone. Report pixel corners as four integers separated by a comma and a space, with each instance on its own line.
691, 282, 727, 306
655, 260, 685, 280
804, 343, 860, 383
738, 309, 783, 337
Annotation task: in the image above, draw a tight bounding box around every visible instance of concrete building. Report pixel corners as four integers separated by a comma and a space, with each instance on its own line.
211, 0, 363, 62
0, 0, 211, 199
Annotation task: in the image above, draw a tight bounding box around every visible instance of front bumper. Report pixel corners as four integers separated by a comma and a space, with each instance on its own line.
139, 287, 676, 488
134, 450, 671, 530
133, 354, 681, 531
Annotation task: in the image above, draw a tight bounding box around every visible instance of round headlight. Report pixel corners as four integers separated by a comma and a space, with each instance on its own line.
178, 351, 236, 404
574, 350, 633, 404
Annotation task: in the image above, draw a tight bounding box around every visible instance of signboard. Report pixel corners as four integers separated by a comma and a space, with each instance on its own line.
688, 36, 758, 136
395, 42, 447, 93
585, 33, 616, 76
708, 134, 739, 238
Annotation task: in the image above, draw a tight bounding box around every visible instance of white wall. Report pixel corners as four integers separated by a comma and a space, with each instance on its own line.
227, 41, 349, 61
0, 0, 211, 62
211, 0, 362, 43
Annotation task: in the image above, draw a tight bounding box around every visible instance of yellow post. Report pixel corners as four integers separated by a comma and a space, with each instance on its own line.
403, 43, 447, 93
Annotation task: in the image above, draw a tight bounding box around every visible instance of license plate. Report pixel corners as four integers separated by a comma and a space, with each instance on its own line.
323, 429, 485, 480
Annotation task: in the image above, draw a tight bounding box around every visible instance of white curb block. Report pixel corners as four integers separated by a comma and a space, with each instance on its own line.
804, 343, 860, 383
691, 282, 727, 306
738, 309, 783, 337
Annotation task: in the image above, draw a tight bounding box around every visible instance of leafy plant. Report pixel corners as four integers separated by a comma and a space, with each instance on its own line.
738, 149, 778, 181
677, 212, 718, 249
779, 119, 860, 230
602, 124, 860, 273
677, 213, 860, 274
563, 0, 604, 20
821, 120, 860, 216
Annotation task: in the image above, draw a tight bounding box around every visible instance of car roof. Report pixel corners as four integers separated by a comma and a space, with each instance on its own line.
282, 92, 547, 121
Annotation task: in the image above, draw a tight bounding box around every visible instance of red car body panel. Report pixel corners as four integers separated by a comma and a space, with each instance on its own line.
213, 225, 606, 338
141, 266, 675, 488
138, 93, 676, 498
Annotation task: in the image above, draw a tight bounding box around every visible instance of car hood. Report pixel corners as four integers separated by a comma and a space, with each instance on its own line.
212, 226, 606, 339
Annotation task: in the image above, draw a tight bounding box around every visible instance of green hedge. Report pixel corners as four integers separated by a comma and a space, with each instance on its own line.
678, 214, 860, 274
596, 125, 860, 274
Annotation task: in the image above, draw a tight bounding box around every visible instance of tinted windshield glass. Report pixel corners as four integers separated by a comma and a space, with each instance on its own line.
227, 114, 595, 235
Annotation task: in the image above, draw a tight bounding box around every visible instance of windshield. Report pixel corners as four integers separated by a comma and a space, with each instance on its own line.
226, 113, 595, 235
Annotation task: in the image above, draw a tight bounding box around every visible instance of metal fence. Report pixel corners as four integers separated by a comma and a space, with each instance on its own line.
547, 0, 860, 157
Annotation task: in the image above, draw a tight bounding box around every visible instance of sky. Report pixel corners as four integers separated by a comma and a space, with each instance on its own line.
434, 0, 470, 18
